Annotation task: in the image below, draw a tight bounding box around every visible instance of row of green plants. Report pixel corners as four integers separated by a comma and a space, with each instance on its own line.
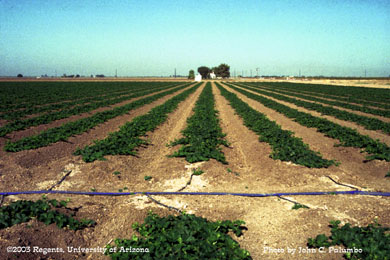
0, 81, 143, 111
236, 83, 390, 135
0, 197, 95, 230
0, 82, 180, 121
250, 82, 390, 110
0, 83, 189, 137
74, 84, 200, 162
224, 83, 390, 162
105, 211, 251, 260
255, 82, 390, 107
169, 83, 229, 164
245, 82, 390, 118
0, 88, 131, 120
0, 81, 183, 112
216, 83, 334, 168
4, 84, 192, 152
308, 220, 390, 260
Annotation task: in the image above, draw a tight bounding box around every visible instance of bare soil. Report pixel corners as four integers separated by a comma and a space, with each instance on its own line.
0, 81, 389, 260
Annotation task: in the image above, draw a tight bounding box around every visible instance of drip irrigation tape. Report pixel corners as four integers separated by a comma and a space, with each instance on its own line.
1, 190, 390, 197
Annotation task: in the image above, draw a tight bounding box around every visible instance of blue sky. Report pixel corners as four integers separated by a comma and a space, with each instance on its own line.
0, 0, 389, 77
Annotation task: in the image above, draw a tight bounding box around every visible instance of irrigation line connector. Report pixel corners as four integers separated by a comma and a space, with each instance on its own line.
277, 196, 310, 209
327, 176, 359, 191
145, 194, 183, 213
0, 195, 4, 207
177, 173, 195, 192
48, 170, 72, 191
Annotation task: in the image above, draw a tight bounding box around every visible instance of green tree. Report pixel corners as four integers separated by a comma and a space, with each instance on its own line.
197, 66, 210, 79
188, 69, 195, 79
215, 64, 230, 78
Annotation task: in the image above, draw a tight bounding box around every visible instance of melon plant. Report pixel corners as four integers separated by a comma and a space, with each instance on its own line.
105, 211, 251, 259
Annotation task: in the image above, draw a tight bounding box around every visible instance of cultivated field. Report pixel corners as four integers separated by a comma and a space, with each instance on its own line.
0, 80, 389, 259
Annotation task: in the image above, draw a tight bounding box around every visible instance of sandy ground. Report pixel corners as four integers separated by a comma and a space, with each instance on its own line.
0, 81, 389, 259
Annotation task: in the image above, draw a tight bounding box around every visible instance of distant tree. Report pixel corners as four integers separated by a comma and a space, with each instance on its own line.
17, 74, 23, 78
197, 66, 210, 79
188, 70, 195, 79
76, 74, 80, 78
214, 64, 230, 78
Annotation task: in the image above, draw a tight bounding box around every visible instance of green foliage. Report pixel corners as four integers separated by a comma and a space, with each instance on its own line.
385, 171, 390, 178
0, 197, 95, 230
170, 83, 229, 164
192, 168, 204, 176
5, 83, 192, 151
217, 83, 334, 168
237, 83, 390, 135
291, 203, 309, 210
308, 220, 390, 260
249, 83, 390, 118
113, 171, 121, 176
249, 81, 390, 110
214, 63, 230, 78
105, 212, 251, 259
197, 66, 211, 79
225, 82, 390, 162
74, 84, 200, 162
0, 82, 185, 135
188, 70, 195, 79
144, 176, 152, 181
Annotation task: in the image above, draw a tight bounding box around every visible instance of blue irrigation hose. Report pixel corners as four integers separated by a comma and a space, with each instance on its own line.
1, 190, 390, 197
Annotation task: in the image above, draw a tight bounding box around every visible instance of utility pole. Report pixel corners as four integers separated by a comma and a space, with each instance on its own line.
115, 69, 117, 78
256, 68, 259, 77
365, 69, 367, 78
250, 69, 252, 78
174, 68, 176, 78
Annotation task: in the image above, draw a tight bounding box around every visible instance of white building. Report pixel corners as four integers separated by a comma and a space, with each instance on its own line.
210, 71, 216, 79
195, 74, 202, 82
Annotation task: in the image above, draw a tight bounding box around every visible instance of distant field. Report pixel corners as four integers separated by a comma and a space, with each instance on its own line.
0, 77, 190, 82
0, 80, 389, 259
234, 78, 390, 89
